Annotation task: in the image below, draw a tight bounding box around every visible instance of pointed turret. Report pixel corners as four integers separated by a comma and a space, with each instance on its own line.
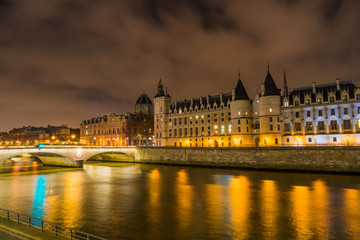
263, 67, 280, 96
154, 78, 170, 98
283, 69, 289, 97
234, 72, 250, 100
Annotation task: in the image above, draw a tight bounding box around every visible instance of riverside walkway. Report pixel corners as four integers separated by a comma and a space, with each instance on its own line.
0, 208, 105, 240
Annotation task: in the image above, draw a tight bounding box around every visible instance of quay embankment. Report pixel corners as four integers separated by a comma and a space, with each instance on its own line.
134, 146, 360, 173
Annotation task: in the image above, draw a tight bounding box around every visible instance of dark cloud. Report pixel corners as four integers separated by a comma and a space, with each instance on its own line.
0, 0, 359, 131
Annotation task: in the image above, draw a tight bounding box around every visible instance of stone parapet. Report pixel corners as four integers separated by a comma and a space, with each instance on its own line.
134, 146, 360, 173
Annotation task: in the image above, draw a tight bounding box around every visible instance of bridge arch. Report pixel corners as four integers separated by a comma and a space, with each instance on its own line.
1, 152, 75, 167
84, 151, 134, 163
0, 147, 136, 167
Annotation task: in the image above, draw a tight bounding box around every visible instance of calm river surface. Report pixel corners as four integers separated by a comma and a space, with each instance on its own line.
0, 162, 360, 240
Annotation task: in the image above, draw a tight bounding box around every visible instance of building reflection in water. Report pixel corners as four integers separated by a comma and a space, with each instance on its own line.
344, 188, 360, 239
312, 180, 329, 239
229, 176, 251, 240
261, 180, 278, 239
148, 168, 161, 230
31, 176, 47, 221
175, 170, 193, 231
44, 172, 84, 230
291, 185, 312, 240
205, 176, 226, 237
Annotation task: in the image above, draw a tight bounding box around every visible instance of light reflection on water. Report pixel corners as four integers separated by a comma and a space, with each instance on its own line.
0, 163, 359, 239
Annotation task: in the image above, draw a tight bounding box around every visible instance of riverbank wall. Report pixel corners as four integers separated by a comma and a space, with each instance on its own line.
134, 146, 360, 173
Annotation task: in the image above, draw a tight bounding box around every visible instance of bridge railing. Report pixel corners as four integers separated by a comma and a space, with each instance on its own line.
0, 208, 106, 240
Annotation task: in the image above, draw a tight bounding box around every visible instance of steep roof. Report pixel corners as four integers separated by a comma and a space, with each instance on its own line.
154, 78, 170, 98
287, 81, 356, 105
234, 75, 250, 100
170, 93, 232, 112
263, 70, 280, 96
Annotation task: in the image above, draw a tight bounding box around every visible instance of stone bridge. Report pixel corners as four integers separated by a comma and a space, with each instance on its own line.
0, 146, 136, 167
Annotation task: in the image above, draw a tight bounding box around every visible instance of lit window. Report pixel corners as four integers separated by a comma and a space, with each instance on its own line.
269, 108, 272, 113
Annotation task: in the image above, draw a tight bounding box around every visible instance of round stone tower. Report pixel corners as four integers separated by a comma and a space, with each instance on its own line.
230, 73, 253, 146
259, 67, 281, 146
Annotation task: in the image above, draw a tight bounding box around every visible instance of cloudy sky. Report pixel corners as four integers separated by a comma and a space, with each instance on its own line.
0, 0, 359, 131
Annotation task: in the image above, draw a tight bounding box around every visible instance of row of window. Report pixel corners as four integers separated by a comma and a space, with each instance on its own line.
288, 94, 360, 107
284, 119, 359, 132
285, 107, 360, 119
165, 112, 232, 125
170, 103, 231, 115
82, 128, 126, 135
167, 125, 232, 138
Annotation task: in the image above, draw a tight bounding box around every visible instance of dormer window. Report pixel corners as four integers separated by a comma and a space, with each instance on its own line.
284, 101, 289, 107
330, 97, 335, 103
305, 99, 310, 105
317, 98, 322, 104
342, 95, 348, 102
295, 100, 299, 106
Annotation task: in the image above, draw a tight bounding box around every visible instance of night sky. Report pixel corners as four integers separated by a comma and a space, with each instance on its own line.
0, 0, 359, 131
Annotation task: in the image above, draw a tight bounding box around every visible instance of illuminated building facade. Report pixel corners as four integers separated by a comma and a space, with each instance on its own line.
154, 69, 360, 147
0, 125, 79, 145
282, 78, 360, 146
80, 93, 154, 146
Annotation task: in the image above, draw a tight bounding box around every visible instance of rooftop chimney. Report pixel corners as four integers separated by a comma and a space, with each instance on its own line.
312, 82, 316, 94
336, 78, 340, 91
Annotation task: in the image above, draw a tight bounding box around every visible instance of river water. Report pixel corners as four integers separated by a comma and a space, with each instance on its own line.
0, 162, 359, 240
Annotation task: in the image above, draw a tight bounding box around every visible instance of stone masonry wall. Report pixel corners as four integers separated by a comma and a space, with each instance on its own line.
134, 147, 360, 173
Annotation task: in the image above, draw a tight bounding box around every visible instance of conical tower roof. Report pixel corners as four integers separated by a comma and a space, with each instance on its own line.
263, 68, 280, 96
154, 78, 168, 98
234, 73, 250, 100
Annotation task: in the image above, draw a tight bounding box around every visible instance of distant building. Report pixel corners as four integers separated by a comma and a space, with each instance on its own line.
154, 68, 360, 147
80, 93, 154, 146
0, 125, 80, 145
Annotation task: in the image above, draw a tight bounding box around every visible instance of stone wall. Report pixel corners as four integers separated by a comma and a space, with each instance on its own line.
134, 146, 360, 173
